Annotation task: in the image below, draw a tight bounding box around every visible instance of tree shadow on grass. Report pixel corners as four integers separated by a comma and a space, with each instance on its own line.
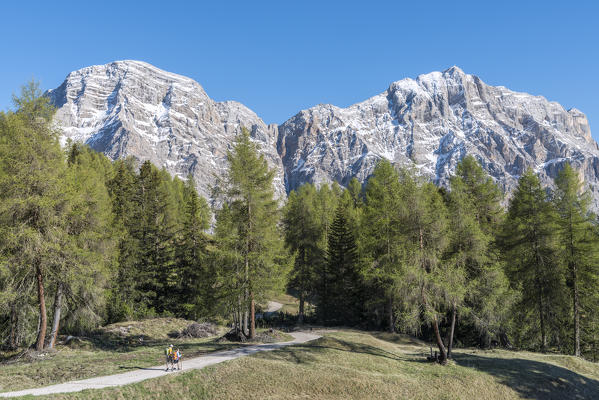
117, 366, 166, 371
85, 331, 237, 355
452, 352, 599, 400
254, 337, 403, 365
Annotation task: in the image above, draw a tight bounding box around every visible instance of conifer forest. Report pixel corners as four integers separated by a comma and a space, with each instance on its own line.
2, 83, 599, 366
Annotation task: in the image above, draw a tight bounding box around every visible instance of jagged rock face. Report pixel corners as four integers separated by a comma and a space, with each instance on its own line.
47, 60, 285, 200
49, 61, 599, 209
278, 66, 599, 207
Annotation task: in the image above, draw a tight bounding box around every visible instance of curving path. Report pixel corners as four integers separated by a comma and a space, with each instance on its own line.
266, 301, 283, 313
0, 331, 320, 398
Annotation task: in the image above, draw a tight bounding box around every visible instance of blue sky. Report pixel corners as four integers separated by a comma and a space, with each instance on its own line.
1, 1, 597, 138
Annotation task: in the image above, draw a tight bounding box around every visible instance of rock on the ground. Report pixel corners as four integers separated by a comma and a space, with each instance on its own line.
175, 322, 218, 338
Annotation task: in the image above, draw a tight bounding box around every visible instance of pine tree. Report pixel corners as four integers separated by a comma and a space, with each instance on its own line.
322, 202, 362, 325
502, 169, 564, 351
213, 202, 245, 331
363, 160, 403, 332
283, 184, 323, 324
446, 156, 513, 353
0, 82, 67, 350
553, 163, 599, 356
106, 158, 139, 322
175, 176, 211, 319
220, 128, 283, 338
133, 161, 177, 314
453, 156, 503, 235
51, 144, 115, 344
395, 170, 451, 363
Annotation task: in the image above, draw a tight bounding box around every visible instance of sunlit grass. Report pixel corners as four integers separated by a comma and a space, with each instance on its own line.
39, 330, 599, 400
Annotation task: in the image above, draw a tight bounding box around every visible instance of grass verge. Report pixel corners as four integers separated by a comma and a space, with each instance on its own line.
0, 318, 288, 393
35, 330, 599, 400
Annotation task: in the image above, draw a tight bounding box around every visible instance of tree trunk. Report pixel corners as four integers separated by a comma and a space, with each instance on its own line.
567, 212, 581, 357
237, 295, 243, 334
531, 228, 548, 352
432, 315, 448, 364
243, 251, 249, 336
48, 282, 63, 349
249, 291, 255, 339
593, 332, 597, 363
388, 296, 394, 333
538, 289, 547, 351
298, 293, 305, 325
447, 304, 457, 359
9, 304, 17, 349
573, 264, 581, 357
35, 264, 47, 351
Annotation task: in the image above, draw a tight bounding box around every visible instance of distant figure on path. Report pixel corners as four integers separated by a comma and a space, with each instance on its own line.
165, 344, 174, 371
174, 348, 182, 370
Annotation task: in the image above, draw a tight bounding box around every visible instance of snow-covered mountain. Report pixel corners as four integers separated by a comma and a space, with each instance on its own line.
278, 66, 597, 201
48, 61, 599, 207
48, 60, 284, 200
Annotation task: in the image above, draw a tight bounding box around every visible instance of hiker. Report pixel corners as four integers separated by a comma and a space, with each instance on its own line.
174, 348, 182, 370
165, 344, 174, 371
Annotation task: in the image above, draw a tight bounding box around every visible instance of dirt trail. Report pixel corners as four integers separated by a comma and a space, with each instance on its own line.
266, 301, 283, 312
0, 331, 320, 398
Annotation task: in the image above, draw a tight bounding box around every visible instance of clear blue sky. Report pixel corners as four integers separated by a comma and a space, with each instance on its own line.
1, 1, 597, 138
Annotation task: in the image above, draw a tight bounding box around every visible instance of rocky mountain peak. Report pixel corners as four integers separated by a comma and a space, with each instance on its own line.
47, 60, 285, 200
48, 61, 599, 209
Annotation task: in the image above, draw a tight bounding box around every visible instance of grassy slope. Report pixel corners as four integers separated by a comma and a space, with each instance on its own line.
0, 318, 288, 393
39, 330, 599, 400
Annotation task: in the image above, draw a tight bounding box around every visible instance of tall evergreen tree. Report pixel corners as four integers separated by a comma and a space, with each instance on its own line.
220, 128, 283, 338
133, 161, 177, 314
502, 169, 564, 351
213, 202, 245, 331
52, 144, 115, 344
175, 176, 211, 319
446, 156, 513, 353
553, 163, 599, 356
321, 202, 362, 325
283, 184, 323, 324
106, 158, 139, 322
0, 82, 67, 350
395, 170, 451, 363
363, 160, 403, 331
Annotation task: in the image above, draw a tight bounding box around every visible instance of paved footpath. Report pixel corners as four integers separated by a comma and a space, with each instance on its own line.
0, 332, 320, 398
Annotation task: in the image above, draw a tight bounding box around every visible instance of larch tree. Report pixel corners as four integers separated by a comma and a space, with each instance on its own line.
0, 82, 68, 351
553, 163, 599, 356
396, 170, 452, 364
221, 128, 283, 338
502, 169, 564, 351
283, 184, 323, 324
363, 159, 403, 332
213, 202, 245, 333
46, 143, 115, 348
446, 156, 512, 353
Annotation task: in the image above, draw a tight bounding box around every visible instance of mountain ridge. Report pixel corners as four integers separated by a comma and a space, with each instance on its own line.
47, 60, 599, 207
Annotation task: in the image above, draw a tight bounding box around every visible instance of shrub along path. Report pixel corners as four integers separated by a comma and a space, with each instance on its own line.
0, 332, 320, 398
